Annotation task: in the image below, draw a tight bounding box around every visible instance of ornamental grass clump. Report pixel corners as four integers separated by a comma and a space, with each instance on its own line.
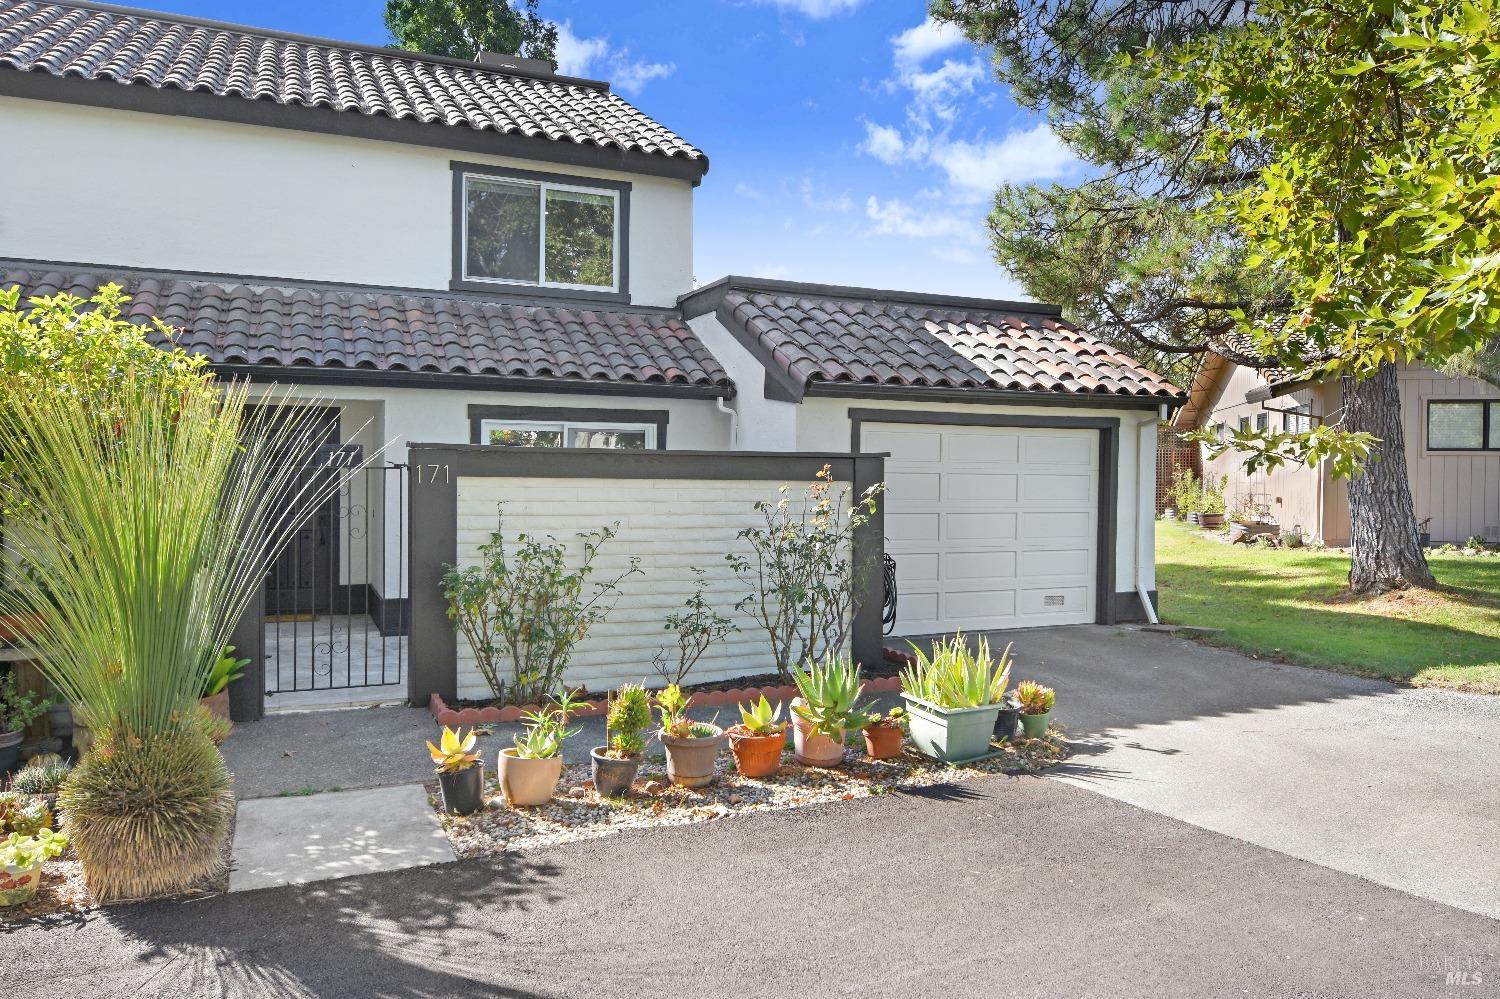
0, 286, 364, 901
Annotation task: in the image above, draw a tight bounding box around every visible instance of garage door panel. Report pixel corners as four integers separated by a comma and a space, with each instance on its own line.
946, 511, 1018, 540
946, 432, 1019, 463
946, 472, 1017, 502
944, 550, 1017, 580
871, 422, 1098, 634
1020, 433, 1094, 466
1021, 472, 1093, 503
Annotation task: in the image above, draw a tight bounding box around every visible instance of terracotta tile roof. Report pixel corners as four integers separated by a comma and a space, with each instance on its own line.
1, 265, 732, 391
693, 282, 1183, 401
0, 1, 704, 169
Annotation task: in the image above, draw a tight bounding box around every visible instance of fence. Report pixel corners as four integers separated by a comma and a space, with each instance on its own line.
1156, 425, 1202, 514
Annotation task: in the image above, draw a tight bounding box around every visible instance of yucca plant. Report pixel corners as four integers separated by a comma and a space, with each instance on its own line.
791, 653, 875, 744
900, 634, 1013, 710
0, 286, 364, 901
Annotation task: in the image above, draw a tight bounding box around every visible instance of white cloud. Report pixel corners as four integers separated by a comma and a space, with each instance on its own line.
891, 18, 967, 70
927, 123, 1077, 200
800, 177, 854, 214
864, 196, 979, 243
753, 0, 864, 18
903, 57, 984, 118
554, 21, 675, 94
859, 120, 915, 164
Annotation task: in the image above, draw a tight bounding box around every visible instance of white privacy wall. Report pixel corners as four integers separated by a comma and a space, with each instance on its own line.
452, 475, 852, 700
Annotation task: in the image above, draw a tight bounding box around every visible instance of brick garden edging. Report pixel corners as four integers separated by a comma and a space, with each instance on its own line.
428, 673, 905, 728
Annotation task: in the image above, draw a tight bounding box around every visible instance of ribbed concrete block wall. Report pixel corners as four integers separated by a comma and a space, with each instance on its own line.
453, 476, 851, 699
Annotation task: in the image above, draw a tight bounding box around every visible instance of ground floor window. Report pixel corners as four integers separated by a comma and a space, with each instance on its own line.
1427, 400, 1498, 451
481, 419, 655, 450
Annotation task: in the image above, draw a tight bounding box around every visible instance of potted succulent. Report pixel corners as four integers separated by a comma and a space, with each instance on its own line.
9, 755, 70, 813
592, 682, 652, 798
0, 673, 52, 774
900, 633, 1012, 762
1016, 680, 1056, 739
0, 791, 53, 837
656, 683, 724, 788
201, 645, 248, 726
726, 694, 787, 778
862, 706, 907, 760
498, 690, 582, 807
426, 725, 484, 815
0, 827, 68, 907
790, 653, 875, 768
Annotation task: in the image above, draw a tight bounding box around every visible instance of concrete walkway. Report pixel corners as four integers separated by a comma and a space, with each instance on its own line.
955, 624, 1500, 921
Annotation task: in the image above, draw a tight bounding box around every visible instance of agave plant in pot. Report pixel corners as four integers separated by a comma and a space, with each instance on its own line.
900, 634, 1012, 763
592, 682, 652, 798
427, 726, 484, 816
1016, 681, 1056, 740
790, 654, 875, 768
656, 683, 723, 788
499, 690, 582, 807
726, 694, 787, 779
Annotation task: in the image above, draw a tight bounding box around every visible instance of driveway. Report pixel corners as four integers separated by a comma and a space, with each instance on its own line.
2, 776, 1496, 998
942, 624, 1500, 920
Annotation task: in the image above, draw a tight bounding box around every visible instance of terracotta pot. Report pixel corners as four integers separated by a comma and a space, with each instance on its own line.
659, 725, 724, 788
791, 712, 847, 768
497, 748, 563, 807
727, 727, 785, 778
863, 723, 903, 760
0, 614, 43, 644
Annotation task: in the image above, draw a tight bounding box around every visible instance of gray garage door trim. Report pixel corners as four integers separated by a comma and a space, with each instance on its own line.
849, 408, 1120, 628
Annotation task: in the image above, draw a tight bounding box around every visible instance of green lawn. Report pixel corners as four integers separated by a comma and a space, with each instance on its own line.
1156, 521, 1500, 693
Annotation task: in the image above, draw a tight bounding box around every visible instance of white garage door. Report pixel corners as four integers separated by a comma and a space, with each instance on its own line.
866, 422, 1099, 634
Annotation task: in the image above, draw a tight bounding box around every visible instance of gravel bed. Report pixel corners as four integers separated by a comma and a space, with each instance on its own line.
431, 728, 1071, 859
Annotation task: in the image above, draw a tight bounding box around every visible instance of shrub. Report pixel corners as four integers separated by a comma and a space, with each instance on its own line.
443, 508, 640, 705
652, 568, 736, 686
1199, 475, 1229, 516
727, 466, 885, 683
60, 730, 234, 901
0, 673, 51, 735
1464, 536, 1487, 550
1168, 468, 1202, 514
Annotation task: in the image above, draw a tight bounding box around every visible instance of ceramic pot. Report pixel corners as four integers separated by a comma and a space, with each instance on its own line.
791, 710, 847, 768
0, 729, 21, 775
660, 725, 724, 788
727, 727, 785, 778
1020, 710, 1053, 740
0, 860, 44, 907
437, 764, 484, 816
497, 749, 563, 807
902, 694, 1002, 763
862, 723, 903, 760
590, 747, 641, 797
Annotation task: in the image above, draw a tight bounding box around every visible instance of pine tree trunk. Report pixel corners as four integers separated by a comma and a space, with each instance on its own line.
1342, 362, 1436, 593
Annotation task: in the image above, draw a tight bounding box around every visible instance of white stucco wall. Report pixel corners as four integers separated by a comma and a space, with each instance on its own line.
0, 96, 695, 307
452, 475, 852, 698
685, 313, 799, 450
793, 396, 1163, 598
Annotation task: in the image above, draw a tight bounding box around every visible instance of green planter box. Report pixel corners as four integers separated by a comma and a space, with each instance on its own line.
902, 694, 1003, 763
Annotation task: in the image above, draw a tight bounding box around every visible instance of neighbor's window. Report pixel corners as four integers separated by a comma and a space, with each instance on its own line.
462, 173, 619, 292
1255, 411, 1269, 432
1427, 400, 1498, 451
482, 420, 654, 450
1281, 407, 1313, 433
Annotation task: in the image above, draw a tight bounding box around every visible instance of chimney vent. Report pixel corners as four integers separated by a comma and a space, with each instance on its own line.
475, 51, 556, 76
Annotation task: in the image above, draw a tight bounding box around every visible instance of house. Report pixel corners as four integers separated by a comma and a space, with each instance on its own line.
0, 0, 1183, 711
1173, 352, 1500, 545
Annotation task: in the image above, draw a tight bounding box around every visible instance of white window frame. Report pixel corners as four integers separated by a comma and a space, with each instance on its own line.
460, 173, 622, 293
480, 419, 656, 450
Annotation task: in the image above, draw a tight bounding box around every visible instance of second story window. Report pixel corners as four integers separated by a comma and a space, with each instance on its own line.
457, 166, 627, 296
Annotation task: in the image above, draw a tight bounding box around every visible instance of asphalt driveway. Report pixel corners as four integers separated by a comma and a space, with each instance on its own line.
3, 775, 1496, 998
938, 625, 1500, 921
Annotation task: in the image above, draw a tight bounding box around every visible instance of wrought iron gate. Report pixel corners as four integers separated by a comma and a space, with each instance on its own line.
264, 462, 408, 700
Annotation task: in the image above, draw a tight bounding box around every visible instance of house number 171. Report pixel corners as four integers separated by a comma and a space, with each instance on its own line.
416, 464, 451, 484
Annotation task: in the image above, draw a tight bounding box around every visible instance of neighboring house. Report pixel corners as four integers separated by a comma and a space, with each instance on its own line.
0, 1, 1183, 707
1173, 352, 1500, 546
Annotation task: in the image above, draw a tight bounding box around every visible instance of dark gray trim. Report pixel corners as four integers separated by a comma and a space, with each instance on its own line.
450, 162, 632, 303
467, 405, 669, 448
679, 275, 1062, 319
848, 409, 1122, 628
1113, 589, 1158, 623
0, 68, 709, 186
405, 445, 886, 701
810, 381, 1173, 409
228, 575, 266, 723
214, 364, 733, 400
850, 454, 887, 671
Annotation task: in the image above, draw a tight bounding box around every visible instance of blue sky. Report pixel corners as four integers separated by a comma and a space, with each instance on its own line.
145, 0, 1079, 299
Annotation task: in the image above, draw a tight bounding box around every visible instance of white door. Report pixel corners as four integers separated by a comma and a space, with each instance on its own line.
866, 422, 1099, 634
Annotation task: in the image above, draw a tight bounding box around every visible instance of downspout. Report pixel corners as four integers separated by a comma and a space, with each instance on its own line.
715, 396, 738, 449
1135, 406, 1167, 625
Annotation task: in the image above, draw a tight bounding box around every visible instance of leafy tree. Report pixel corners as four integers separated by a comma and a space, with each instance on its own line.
385, 0, 558, 63
935, 0, 1497, 592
